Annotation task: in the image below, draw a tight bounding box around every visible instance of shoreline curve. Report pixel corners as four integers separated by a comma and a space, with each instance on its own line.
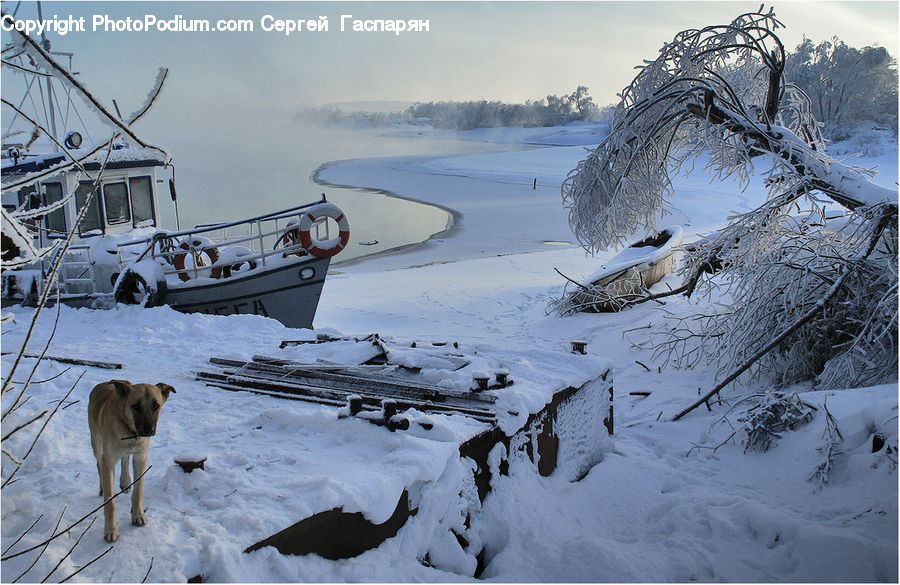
311, 159, 463, 267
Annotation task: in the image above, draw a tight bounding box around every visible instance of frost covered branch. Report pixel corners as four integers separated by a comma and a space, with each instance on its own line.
739, 392, 814, 452
547, 268, 688, 316
559, 7, 898, 403
809, 399, 843, 489
672, 202, 897, 419
1, 11, 168, 156
562, 7, 894, 255
1, 139, 116, 403
1, 32, 170, 578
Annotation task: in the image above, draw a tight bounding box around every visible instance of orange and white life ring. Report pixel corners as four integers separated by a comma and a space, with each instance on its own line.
172, 236, 221, 282
298, 202, 350, 258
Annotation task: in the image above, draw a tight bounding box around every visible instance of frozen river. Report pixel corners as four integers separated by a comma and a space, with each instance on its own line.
160, 123, 520, 263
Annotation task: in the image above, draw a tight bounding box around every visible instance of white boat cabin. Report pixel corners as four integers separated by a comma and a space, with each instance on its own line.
1, 143, 170, 250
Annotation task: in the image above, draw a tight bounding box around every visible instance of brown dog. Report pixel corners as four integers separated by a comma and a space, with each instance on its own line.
88, 380, 175, 542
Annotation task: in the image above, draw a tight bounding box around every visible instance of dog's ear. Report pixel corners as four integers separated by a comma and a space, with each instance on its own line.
110, 380, 132, 399
156, 383, 176, 401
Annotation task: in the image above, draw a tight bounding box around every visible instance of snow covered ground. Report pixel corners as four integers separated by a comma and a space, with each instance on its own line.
1, 123, 897, 582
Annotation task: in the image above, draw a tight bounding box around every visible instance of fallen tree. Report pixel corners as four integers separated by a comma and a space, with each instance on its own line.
556, 7, 898, 416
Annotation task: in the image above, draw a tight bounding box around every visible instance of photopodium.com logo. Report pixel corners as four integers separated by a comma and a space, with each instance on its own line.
1, 12, 431, 37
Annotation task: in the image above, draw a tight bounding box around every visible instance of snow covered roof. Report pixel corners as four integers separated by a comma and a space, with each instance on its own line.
1, 145, 166, 180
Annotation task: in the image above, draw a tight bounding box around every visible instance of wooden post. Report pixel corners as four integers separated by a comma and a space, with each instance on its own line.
348, 395, 363, 416
382, 400, 397, 423
604, 384, 614, 436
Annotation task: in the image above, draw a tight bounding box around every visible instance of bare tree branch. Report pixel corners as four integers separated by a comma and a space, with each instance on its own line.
1, 409, 47, 441
141, 557, 155, 583
58, 545, 114, 583
2, 513, 44, 556
2, 371, 84, 487
12, 507, 65, 583
2, 466, 151, 561
40, 516, 97, 583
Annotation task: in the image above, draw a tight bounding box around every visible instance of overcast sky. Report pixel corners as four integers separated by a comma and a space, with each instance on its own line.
3, 1, 897, 113
2, 0, 897, 175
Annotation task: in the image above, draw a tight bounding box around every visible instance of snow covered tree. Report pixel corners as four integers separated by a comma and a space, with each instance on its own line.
785, 36, 898, 140
558, 7, 897, 413
546, 94, 573, 116
568, 85, 600, 121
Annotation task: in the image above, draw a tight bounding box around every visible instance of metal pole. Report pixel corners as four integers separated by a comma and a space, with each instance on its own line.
36, 1, 59, 147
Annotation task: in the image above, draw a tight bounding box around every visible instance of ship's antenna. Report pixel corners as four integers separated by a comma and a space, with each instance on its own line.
35, 1, 59, 148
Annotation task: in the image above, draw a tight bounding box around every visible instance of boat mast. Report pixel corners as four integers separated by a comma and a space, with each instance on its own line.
36, 1, 59, 149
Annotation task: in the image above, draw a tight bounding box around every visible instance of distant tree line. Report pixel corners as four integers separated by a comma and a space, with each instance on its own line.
298, 86, 610, 130
405, 86, 606, 129
299, 38, 897, 137
294, 107, 409, 127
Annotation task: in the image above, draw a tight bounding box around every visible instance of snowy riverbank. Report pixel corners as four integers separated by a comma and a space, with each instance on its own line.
2, 124, 897, 582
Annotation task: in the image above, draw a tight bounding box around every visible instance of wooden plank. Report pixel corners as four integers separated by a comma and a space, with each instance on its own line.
200, 379, 351, 408
231, 364, 496, 417
198, 370, 356, 406
198, 367, 496, 423
255, 366, 452, 403
1, 352, 122, 370
230, 372, 496, 422
250, 355, 496, 404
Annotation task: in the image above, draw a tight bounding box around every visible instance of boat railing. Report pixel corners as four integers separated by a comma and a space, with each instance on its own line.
116, 196, 332, 282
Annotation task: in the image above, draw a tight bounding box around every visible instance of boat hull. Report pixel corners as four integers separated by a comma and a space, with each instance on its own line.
164, 256, 331, 329
573, 226, 682, 312
35, 255, 332, 329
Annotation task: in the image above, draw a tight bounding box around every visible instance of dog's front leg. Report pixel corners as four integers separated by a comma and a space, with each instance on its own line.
131, 450, 148, 527
120, 454, 132, 492
99, 453, 118, 542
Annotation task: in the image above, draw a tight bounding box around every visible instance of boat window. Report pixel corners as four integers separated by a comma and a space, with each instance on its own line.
129, 176, 155, 227
16, 185, 40, 230
103, 182, 130, 225
17, 185, 40, 210
43, 182, 67, 236
75, 182, 103, 234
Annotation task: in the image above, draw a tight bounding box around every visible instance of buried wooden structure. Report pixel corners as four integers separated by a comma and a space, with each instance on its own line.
196, 337, 614, 570
245, 490, 417, 560
197, 355, 500, 424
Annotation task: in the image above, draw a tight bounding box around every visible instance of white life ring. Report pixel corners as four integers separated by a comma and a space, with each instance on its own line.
299, 202, 350, 258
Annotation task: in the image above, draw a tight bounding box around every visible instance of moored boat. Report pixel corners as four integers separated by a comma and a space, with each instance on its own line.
1, 24, 349, 329
1, 140, 350, 328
